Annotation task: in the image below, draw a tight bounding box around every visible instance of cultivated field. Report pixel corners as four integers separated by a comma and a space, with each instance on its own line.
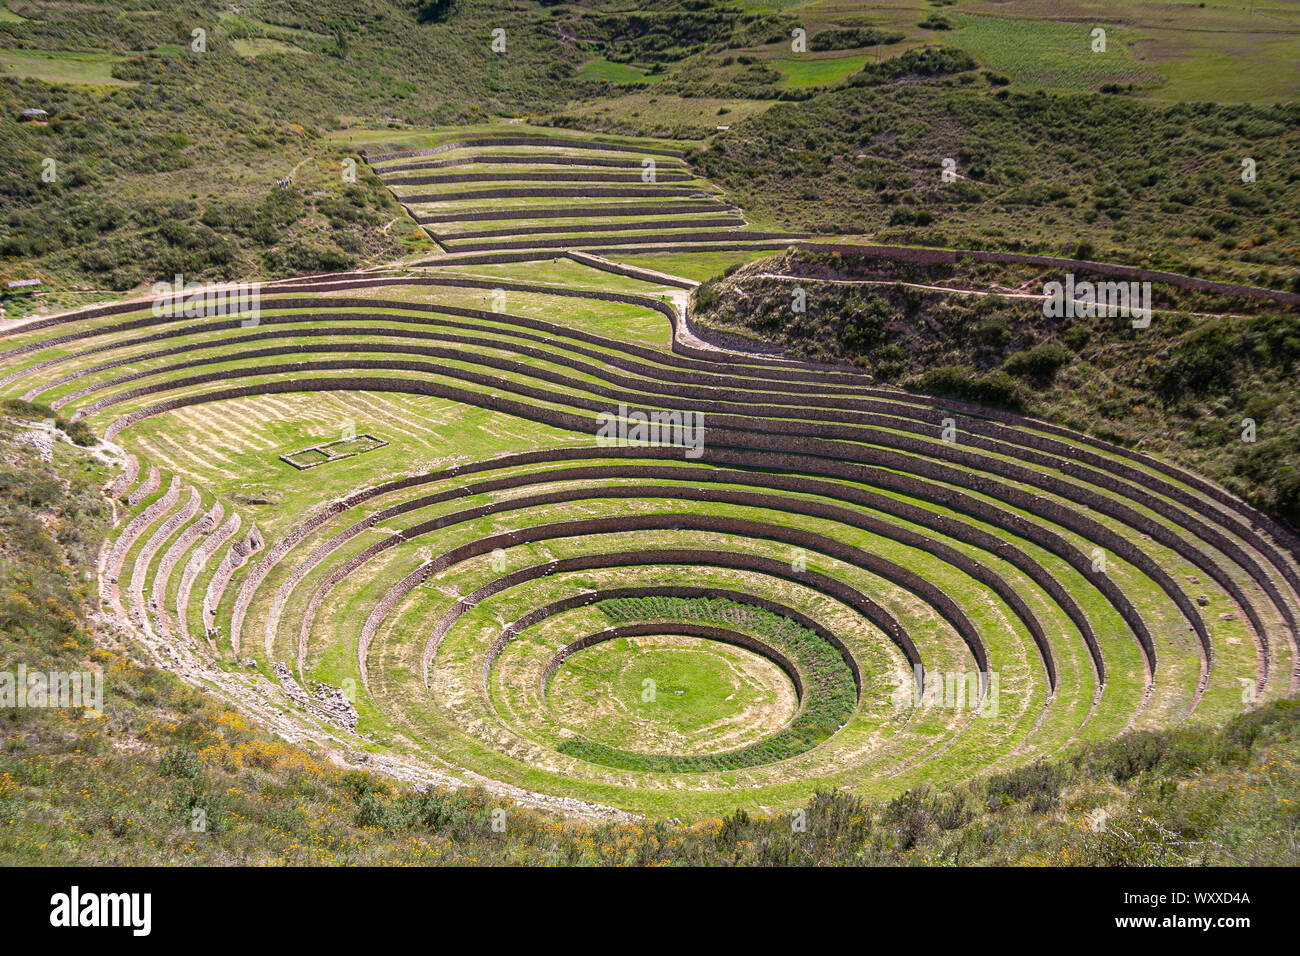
366, 129, 807, 259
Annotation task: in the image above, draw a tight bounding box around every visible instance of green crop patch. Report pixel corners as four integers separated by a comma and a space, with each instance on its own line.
0, 48, 135, 86
940, 14, 1164, 92
547, 634, 796, 756
772, 55, 870, 88
579, 59, 668, 86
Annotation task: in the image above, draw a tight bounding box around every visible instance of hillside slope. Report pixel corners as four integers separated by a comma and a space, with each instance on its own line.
691, 247, 1300, 527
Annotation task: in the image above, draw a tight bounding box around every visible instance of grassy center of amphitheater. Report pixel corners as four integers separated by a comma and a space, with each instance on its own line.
546, 635, 798, 757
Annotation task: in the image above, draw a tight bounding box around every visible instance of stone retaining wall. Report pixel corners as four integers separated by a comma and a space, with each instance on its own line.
129, 487, 199, 625
76, 345, 1275, 668
388, 171, 695, 187
101, 377, 1176, 675
104, 453, 138, 499
126, 465, 160, 507
366, 137, 684, 163
417, 202, 734, 224
447, 230, 806, 254
485, 584, 861, 695
542, 622, 804, 699
107, 476, 180, 595
380, 155, 688, 173
398, 185, 703, 203
415, 548, 918, 689
82, 353, 1234, 663
153, 500, 220, 637
439, 218, 744, 242
176, 507, 234, 644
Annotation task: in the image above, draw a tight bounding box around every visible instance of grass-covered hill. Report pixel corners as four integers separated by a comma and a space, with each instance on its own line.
0, 0, 592, 302
1, 407, 1295, 864
2, 1, 1297, 309
0, 0, 826, 301
688, 50, 1299, 288
691, 247, 1300, 527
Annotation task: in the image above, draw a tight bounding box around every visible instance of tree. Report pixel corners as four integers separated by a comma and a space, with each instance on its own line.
415, 0, 456, 24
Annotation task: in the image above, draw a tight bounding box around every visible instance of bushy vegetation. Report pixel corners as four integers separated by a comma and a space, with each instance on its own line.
691, 51, 1299, 285
691, 249, 1300, 526
0, 76, 406, 294
325, 703, 1300, 864
561, 5, 788, 65
810, 27, 904, 51
4, 9, 1297, 303
1001, 340, 1072, 385
0, 399, 94, 445
912, 364, 1027, 411
1149, 312, 1300, 523
0, 454, 104, 656
0, 0, 587, 298
918, 14, 953, 31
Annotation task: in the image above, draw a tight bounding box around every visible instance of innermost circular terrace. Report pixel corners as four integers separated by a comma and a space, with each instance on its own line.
545, 633, 799, 758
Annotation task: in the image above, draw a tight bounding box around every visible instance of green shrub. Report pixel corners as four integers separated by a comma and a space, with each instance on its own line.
1003, 340, 1072, 384
810, 27, 905, 51
693, 277, 723, 312
986, 761, 1067, 808
910, 365, 1027, 411
918, 14, 953, 30
159, 746, 203, 780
